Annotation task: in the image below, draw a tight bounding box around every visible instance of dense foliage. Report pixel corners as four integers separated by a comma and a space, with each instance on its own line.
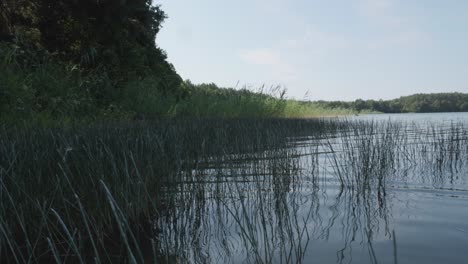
2, 0, 178, 76
0, 0, 184, 122
314, 93, 468, 114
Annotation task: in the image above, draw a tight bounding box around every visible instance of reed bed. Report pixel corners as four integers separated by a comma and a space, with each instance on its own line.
324, 120, 468, 189
0, 118, 337, 263
1, 118, 467, 263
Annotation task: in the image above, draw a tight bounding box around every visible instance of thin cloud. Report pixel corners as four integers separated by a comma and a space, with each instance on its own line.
285, 26, 351, 55
366, 30, 429, 50
358, 0, 406, 28
239, 48, 298, 81
359, 0, 393, 15
239, 49, 282, 66
357, 0, 430, 49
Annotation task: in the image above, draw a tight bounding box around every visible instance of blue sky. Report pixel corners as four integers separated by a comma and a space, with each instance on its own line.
157, 0, 468, 100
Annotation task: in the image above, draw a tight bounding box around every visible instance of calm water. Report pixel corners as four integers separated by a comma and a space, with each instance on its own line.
156, 113, 468, 264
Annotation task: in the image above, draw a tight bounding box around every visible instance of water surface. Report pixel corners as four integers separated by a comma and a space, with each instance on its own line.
156, 113, 468, 263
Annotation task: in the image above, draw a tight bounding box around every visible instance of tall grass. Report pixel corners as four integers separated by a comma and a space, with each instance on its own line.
325, 120, 468, 189
1, 43, 361, 124
123, 82, 359, 119
0, 118, 338, 263
280, 100, 362, 118
1, 117, 467, 263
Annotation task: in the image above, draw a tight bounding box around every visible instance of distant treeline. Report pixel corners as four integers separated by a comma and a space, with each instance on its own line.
313, 93, 468, 113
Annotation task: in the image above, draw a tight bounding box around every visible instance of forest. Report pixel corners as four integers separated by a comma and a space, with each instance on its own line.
314, 93, 468, 113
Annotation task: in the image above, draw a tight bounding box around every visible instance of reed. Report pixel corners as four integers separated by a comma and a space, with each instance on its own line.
1, 117, 467, 263
0, 118, 336, 263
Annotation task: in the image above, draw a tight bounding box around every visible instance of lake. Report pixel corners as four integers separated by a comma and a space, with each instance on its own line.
155, 113, 468, 263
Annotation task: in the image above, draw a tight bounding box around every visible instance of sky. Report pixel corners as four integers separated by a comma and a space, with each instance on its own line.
157, 0, 468, 101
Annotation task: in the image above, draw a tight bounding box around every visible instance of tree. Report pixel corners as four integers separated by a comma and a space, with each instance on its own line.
0, 0, 12, 41
4, 0, 180, 77
353, 99, 366, 112
3, 0, 183, 105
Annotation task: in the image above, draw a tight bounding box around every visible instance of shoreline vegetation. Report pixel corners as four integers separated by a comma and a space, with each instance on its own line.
0, 1, 467, 125
2, 40, 467, 124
